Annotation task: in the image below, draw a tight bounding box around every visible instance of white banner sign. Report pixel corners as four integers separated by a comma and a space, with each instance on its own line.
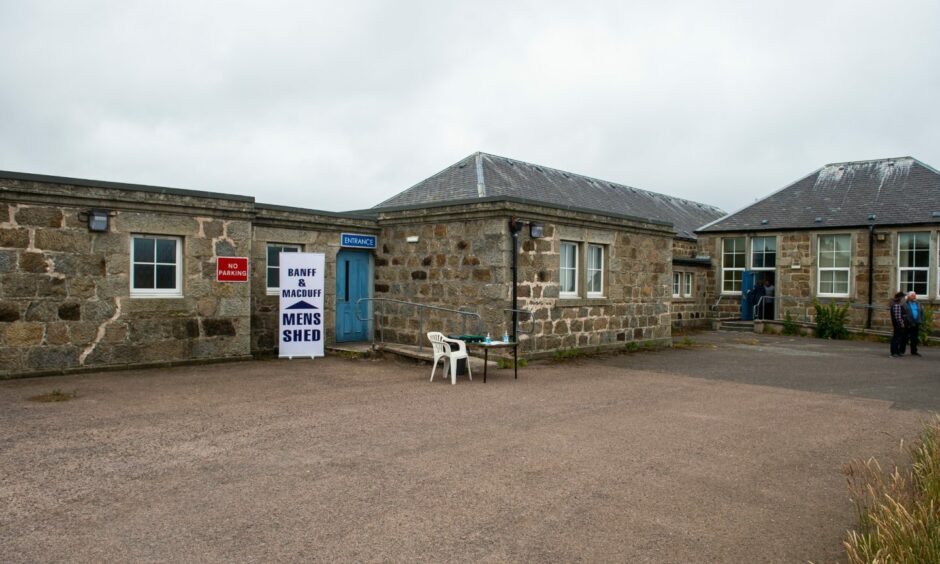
278, 252, 325, 358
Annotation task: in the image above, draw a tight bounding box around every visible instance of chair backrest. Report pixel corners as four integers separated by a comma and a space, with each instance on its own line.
427, 332, 449, 355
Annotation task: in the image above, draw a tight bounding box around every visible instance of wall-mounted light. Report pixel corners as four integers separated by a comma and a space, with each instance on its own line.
529, 223, 544, 238
406, 235, 419, 243
87, 209, 110, 232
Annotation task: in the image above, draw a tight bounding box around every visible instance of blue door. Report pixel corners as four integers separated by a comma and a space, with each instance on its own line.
336, 250, 370, 342
741, 270, 755, 321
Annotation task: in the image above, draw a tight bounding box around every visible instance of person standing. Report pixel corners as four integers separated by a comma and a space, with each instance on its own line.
901, 291, 922, 357
889, 291, 906, 357
763, 278, 775, 320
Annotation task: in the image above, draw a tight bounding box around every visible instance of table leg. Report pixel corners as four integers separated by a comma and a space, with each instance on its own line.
483, 348, 488, 383
514, 344, 518, 380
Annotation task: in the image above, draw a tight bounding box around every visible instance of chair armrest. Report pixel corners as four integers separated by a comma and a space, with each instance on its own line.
441, 337, 467, 354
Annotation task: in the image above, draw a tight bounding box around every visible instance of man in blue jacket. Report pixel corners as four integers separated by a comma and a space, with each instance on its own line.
901, 291, 923, 357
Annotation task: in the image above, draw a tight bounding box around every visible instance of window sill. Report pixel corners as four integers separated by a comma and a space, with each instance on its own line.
130, 293, 184, 299
556, 297, 612, 307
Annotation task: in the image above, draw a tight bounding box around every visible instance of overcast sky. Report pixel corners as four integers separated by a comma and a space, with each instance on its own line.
2, 1, 938, 214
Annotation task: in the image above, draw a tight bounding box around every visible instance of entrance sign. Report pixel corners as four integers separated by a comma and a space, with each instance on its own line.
216, 257, 249, 282
340, 233, 377, 249
279, 252, 325, 358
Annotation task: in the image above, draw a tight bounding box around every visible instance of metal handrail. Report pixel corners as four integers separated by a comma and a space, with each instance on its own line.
355, 297, 484, 352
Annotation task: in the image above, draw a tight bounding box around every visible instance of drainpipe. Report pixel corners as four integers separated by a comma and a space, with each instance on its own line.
509, 217, 521, 341
867, 223, 875, 329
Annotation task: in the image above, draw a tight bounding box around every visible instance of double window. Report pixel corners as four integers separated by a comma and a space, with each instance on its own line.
817, 234, 851, 297
131, 235, 182, 297
721, 236, 778, 294
560, 241, 605, 299
673, 271, 694, 298
266, 244, 302, 294
898, 232, 929, 295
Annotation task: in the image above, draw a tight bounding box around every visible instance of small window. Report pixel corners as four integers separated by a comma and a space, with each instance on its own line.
672, 272, 681, 298
587, 244, 604, 297
131, 235, 182, 297
721, 237, 746, 293
683, 272, 693, 297
267, 244, 302, 294
818, 234, 851, 297
898, 232, 929, 295
560, 241, 578, 297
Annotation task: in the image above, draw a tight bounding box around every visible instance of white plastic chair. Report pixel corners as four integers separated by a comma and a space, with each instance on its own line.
427, 332, 472, 385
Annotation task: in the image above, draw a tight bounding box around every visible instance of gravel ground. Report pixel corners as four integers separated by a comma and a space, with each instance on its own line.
1, 332, 937, 563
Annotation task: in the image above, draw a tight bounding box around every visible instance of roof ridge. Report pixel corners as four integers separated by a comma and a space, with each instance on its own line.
823, 156, 914, 167
478, 152, 722, 212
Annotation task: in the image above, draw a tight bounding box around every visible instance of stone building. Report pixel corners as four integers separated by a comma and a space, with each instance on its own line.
371, 152, 725, 351
697, 156, 940, 332
0, 152, 724, 376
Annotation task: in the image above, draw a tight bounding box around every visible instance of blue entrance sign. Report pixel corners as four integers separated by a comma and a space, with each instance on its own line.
341, 233, 376, 249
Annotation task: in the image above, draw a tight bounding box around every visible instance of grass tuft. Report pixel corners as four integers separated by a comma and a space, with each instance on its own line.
842, 417, 940, 563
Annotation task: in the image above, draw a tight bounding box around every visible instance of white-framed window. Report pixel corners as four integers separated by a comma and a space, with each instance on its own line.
266, 243, 302, 294
672, 272, 681, 298
898, 232, 929, 295
751, 236, 776, 270
560, 241, 578, 297
817, 234, 851, 297
684, 272, 693, 297
131, 235, 182, 297
586, 244, 604, 298
721, 237, 746, 293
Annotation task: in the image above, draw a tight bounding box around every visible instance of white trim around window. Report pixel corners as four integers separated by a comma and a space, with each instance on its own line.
898, 231, 930, 295
560, 241, 578, 298
266, 243, 302, 295
817, 234, 851, 297
586, 244, 604, 298
672, 272, 681, 298
684, 272, 693, 297
130, 235, 183, 297
721, 237, 746, 294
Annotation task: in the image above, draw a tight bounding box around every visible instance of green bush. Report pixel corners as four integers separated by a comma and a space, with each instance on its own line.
813, 299, 850, 340
919, 306, 934, 346
781, 311, 800, 336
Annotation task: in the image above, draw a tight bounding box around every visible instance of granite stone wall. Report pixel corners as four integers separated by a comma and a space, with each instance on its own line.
0, 178, 255, 377
373, 201, 675, 356
699, 229, 940, 331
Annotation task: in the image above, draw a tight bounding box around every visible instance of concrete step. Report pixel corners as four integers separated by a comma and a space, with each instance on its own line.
719, 321, 755, 332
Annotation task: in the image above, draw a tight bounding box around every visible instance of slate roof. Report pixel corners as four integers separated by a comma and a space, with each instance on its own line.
373, 152, 725, 238
699, 157, 940, 233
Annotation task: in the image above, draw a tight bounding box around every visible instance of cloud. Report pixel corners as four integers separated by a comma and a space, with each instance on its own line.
1, 0, 938, 214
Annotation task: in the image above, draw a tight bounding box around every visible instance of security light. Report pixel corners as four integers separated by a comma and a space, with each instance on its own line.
88, 209, 109, 232
529, 223, 544, 238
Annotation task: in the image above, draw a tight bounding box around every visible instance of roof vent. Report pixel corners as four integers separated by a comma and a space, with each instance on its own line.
535, 166, 543, 173
458, 163, 466, 168
868, 213, 877, 221
814, 217, 823, 223
760, 219, 769, 225
562, 173, 570, 179
887, 162, 895, 167
838, 166, 845, 171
